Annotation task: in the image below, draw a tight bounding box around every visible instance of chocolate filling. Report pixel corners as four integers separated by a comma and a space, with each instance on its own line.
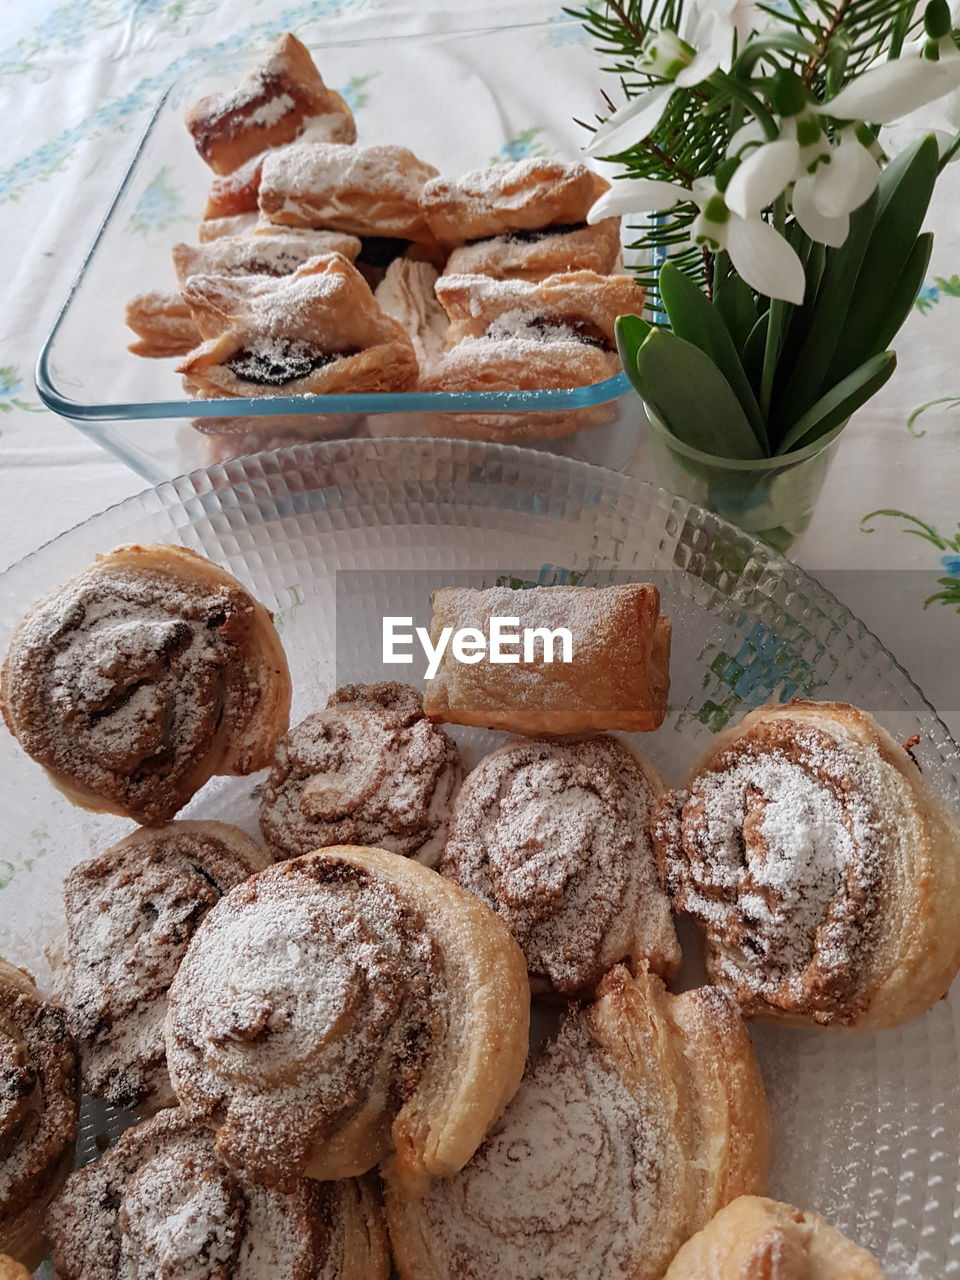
466, 221, 588, 248
228, 339, 352, 386
357, 236, 412, 268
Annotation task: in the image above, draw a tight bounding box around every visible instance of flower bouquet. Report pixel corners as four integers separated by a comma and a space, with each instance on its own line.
573, 0, 960, 549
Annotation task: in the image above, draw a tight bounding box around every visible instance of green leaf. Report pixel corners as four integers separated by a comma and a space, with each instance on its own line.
631, 328, 766, 460
658, 263, 768, 450
742, 312, 770, 391
770, 192, 878, 437
776, 351, 897, 454
713, 274, 759, 360
825, 233, 932, 381
614, 314, 652, 373
825, 135, 938, 385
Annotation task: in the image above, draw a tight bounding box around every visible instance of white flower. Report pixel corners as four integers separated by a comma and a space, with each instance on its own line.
787, 122, 880, 246
724, 138, 801, 218
587, 175, 806, 305
821, 35, 960, 124
585, 0, 752, 158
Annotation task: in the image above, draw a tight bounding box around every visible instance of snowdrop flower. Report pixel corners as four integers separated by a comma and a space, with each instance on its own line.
587, 175, 806, 304
821, 0, 960, 124
585, 0, 756, 157
789, 122, 881, 246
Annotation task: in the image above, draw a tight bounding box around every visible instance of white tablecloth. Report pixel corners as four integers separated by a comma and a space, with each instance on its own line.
1, 0, 959, 731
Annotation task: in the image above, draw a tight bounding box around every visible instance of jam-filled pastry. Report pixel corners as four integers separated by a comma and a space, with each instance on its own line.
441, 736, 678, 995
62, 821, 270, 1112
422, 584, 671, 734
172, 228, 361, 284
258, 141, 439, 243
260, 682, 463, 865
0, 544, 292, 825
374, 260, 448, 377
165, 844, 529, 1192
435, 268, 643, 350
421, 158, 610, 243
0, 959, 78, 1270
386, 965, 770, 1280
444, 218, 622, 282
652, 700, 960, 1030
178, 253, 418, 399
663, 1196, 888, 1279
45, 1108, 390, 1280
203, 152, 265, 220
125, 290, 201, 358
198, 211, 259, 241
185, 33, 356, 175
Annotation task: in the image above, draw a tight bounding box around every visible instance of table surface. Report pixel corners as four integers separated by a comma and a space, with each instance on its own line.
1, 0, 958, 733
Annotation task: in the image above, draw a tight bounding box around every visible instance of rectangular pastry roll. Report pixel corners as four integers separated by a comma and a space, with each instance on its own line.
422, 584, 671, 734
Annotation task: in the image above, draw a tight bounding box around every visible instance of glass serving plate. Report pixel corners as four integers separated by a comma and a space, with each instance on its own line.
2, 439, 957, 1277
35, 18, 643, 484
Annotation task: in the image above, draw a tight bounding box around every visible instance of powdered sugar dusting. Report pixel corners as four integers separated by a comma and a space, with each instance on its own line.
442, 736, 677, 993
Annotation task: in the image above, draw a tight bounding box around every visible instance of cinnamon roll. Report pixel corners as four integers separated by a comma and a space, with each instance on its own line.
386, 965, 769, 1280
165, 845, 529, 1192
441, 736, 679, 995
186, 33, 356, 176
0, 544, 291, 825
0, 959, 78, 1270
652, 700, 960, 1030
422, 584, 671, 734
663, 1195, 887, 1279
63, 822, 271, 1112
45, 1107, 390, 1279
259, 683, 463, 865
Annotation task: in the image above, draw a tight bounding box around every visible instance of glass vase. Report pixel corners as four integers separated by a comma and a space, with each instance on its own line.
645, 409, 845, 553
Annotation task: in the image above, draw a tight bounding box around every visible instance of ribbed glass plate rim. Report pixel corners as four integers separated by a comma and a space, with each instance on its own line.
2, 436, 957, 782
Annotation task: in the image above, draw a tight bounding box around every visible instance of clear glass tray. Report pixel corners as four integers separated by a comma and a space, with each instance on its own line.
35, 19, 642, 483
3, 440, 957, 1277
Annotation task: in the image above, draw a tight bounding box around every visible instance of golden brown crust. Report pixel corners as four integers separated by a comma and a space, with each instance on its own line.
420, 159, 610, 243
186, 33, 356, 175
125, 290, 200, 358
0, 959, 78, 1271
444, 217, 622, 281
0, 1256, 29, 1280
373, 260, 448, 377
172, 229, 361, 284
0, 543, 291, 825
165, 845, 530, 1194
177, 254, 418, 398
386, 965, 769, 1280
198, 212, 260, 241
441, 735, 679, 995
435, 269, 644, 348
663, 1196, 887, 1278
258, 142, 439, 241
203, 153, 264, 219
46, 1107, 390, 1280
652, 699, 960, 1030
63, 822, 271, 1112
422, 584, 671, 734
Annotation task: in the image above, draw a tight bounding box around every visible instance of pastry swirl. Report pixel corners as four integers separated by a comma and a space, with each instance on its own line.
652, 700, 960, 1029
386, 965, 769, 1279
441, 735, 679, 994
165, 845, 529, 1192
663, 1195, 887, 1279
0, 544, 291, 825
63, 821, 271, 1111
45, 1107, 390, 1279
0, 959, 78, 1269
259, 683, 463, 865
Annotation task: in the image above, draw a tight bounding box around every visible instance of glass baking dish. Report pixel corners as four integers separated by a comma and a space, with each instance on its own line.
35, 18, 645, 483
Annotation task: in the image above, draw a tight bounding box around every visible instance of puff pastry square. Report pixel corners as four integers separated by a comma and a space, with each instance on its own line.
185, 33, 356, 175
420, 158, 610, 243
177, 253, 418, 399
422, 584, 671, 733
125, 290, 200, 358
258, 142, 439, 242
444, 217, 621, 282
172, 229, 361, 284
